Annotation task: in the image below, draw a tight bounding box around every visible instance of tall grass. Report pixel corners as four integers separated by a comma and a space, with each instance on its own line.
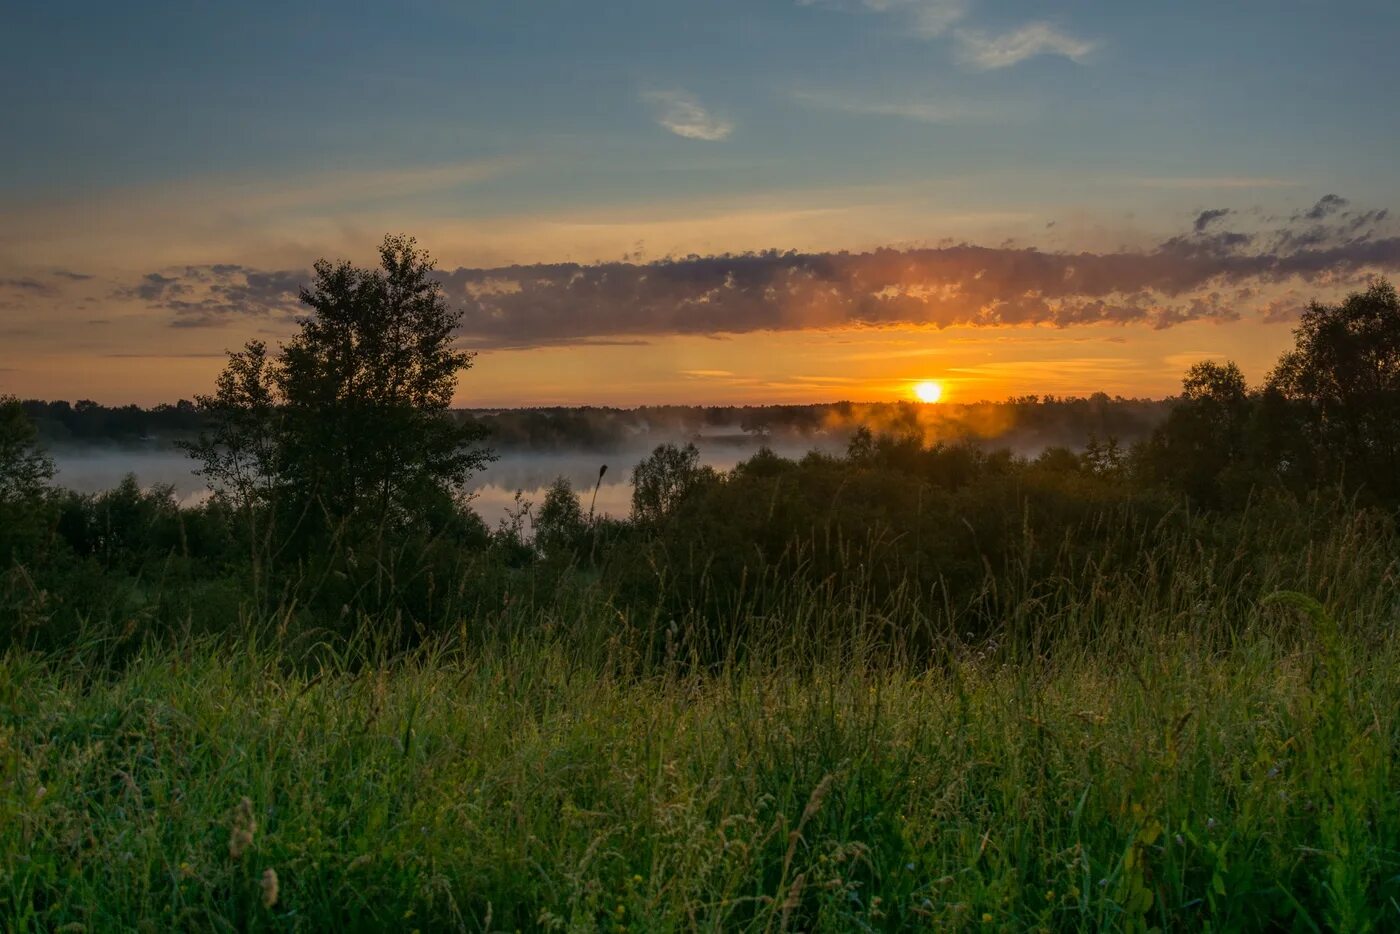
2, 490, 1398, 930
2, 597, 1397, 931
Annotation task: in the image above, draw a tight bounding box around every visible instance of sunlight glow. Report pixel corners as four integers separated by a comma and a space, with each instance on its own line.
912, 380, 944, 404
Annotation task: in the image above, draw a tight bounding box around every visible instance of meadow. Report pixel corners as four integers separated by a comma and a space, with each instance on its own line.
3, 483, 1398, 932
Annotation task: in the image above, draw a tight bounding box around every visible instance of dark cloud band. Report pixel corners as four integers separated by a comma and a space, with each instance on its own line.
121, 195, 1399, 346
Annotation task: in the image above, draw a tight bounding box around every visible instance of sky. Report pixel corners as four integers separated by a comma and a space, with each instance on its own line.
3, 0, 1399, 406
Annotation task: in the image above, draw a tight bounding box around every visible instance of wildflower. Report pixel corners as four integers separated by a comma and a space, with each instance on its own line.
228, 797, 256, 860
260, 868, 279, 908
982, 912, 993, 923
1046, 890, 1055, 900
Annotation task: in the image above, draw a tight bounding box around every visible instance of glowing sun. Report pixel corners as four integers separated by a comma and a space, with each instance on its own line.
912, 380, 944, 404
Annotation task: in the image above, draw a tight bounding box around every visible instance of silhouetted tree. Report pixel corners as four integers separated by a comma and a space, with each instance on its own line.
185, 235, 492, 541
1142, 360, 1253, 504
182, 340, 280, 515
534, 477, 587, 561
0, 396, 54, 505
0, 396, 56, 561
846, 425, 876, 463
631, 442, 715, 524
1266, 279, 1400, 499
1083, 434, 1126, 479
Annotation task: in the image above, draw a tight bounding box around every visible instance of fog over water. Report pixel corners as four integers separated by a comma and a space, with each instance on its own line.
41, 399, 1171, 531
48, 434, 844, 527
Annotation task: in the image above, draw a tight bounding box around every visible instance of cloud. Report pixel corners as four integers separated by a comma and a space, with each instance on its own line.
118, 265, 307, 327
121, 272, 189, 302
800, 1, 1095, 68
642, 90, 733, 141
1300, 193, 1347, 220
885, 0, 969, 38
1193, 209, 1231, 233
0, 277, 52, 293
790, 88, 993, 124
120, 195, 1400, 348
1272, 196, 1388, 253
954, 23, 1096, 69
799, 0, 968, 38
424, 197, 1398, 347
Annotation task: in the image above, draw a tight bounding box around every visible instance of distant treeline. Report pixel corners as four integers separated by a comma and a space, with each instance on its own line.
21, 395, 1170, 453
20, 398, 205, 446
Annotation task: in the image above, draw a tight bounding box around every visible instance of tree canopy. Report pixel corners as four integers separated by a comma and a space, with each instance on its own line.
184, 235, 492, 540
1266, 279, 1400, 498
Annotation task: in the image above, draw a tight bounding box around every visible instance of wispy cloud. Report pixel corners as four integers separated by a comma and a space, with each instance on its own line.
798, 0, 968, 38
642, 90, 734, 141
799, 0, 1096, 69
681, 369, 736, 379
954, 23, 1097, 69
790, 88, 996, 124
881, 0, 968, 38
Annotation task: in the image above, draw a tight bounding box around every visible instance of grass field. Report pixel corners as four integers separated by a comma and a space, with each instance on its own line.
3, 583, 1397, 932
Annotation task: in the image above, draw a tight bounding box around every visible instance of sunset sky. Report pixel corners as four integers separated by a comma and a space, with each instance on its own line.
3, 1, 1399, 406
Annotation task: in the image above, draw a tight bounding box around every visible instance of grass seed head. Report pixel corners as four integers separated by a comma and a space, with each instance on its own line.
229, 797, 256, 860
261, 867, 279, 908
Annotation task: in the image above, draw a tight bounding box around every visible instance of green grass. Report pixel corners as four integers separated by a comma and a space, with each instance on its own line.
3, 594, 1398, 932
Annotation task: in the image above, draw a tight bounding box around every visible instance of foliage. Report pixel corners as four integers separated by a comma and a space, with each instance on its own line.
534, 477, 589, 563
1138, 361, 1253, 505
182, 235, 492, 541
181, 339, 281, 515
1267, 279, 1400, 499
0, 397, 56, 564
0, 396, 54, 506
630, 442, 717, 524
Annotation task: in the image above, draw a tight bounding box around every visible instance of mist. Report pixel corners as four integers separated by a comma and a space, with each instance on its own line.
45, 431, 847, 528
39, 398, 1169, 527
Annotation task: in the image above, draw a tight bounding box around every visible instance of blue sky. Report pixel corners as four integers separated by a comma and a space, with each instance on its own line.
6, 1, 1397, 209
2, 1, 1399, 404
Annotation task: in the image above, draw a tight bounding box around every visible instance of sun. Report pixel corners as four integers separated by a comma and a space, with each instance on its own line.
912, 380, 944, 404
